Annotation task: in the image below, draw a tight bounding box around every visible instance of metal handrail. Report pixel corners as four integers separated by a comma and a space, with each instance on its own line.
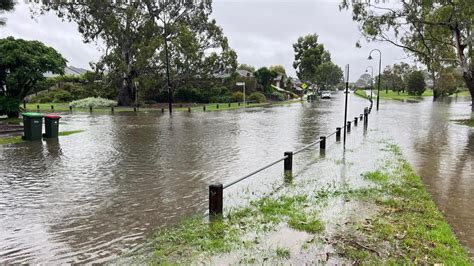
223, 155, 288, 189
293, 139, 322, 155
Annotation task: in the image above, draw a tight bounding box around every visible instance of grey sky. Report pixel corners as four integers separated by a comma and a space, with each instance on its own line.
1, 0, 413, 82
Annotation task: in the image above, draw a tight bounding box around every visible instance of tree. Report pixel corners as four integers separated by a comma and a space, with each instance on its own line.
238, 64, 255, 73
341, 0, 474, 110
356, 73, 372, 88
382, 65, 405, 93
0, 37, 66, 117
438, 67, 463, 96
406, 70, 426, 96
315, 62, 343, 90
269, 65, 286, 75
293, 34, 331, 83
254, 67, 277, 94
0, 0, 15, 26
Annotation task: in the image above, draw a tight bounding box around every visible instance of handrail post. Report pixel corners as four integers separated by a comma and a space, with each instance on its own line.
90, 106, 93, 113
336, 127, 341, 142
216, 104, 219, 109
51, 105, 54, 111
161, 108, 164, 113
320, 136, 326, 150
203, 105, 206, 112
209, 183, 223, 221
69, 106, 72, 112
188, 107, 191, 112
111, 106, 114, 113
284, 152, 293, 175
37, 105, 40, 111
354, 117, 358, 126
347, 121, 351, 133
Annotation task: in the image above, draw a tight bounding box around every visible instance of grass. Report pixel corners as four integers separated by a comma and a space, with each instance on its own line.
0, 130, 85, 145
452, 118, 474, 127
374, 89, 433, 101
451, 91, 471, 97
141, 142, 470, 264
275, 247, 291, 259
24, 101, 275, 113
0, 117, 22, 124
331, 144, 470, 264
354, 89, 370, 99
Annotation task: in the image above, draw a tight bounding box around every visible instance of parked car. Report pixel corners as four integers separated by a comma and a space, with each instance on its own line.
321, 91, 331, 99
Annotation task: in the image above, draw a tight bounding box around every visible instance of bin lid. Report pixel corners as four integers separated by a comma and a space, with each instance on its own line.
45, 114, 61, 119
22, 112, 44, 118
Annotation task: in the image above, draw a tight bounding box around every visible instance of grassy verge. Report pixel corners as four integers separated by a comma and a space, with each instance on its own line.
451, 91, 471, 97
354, 89, 370, 99
24, 102, 279, 113
0, 117, 22, 124
374, 89, 433, 101
452, 118, 474, 127
0, 130, 85, 145
138, 142, 469, 264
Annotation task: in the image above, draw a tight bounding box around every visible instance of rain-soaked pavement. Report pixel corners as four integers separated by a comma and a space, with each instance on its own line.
0, 92, 472, 263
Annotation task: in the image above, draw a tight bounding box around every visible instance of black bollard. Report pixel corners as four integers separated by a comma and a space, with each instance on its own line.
23, 101, 26, 109
188, 107, 191, 112
284, 151, 293, 178
90, 106, 93, 112
209, 183, 223, 221
37, 105, 40, 111
69, 106, 72, 112
203, 105, 206, 112
51, 105, 54, 110
134, 107, 137, 112
320, 136, 326, 150
347, 121, 351, 133
336, 127, 341, 142
228, 103, 231, 108
216, 104, 219, 109
161, 108, 164, 113
111, 106, 114, 112
354, 117, 358, 126
360, 114, 363, 121
238, 102, 241, 106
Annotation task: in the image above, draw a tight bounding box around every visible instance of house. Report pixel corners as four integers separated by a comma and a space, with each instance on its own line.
272, 73, 287, 89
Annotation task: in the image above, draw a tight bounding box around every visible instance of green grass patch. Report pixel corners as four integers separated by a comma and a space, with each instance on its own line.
275, 247, 291, 259
362, 170, 390, 183
451, 91, 471, 97
0, 130, 84, 146
354, 89, 370, 99
288, 213, 324, 234
374, 89, 433, 101
0, 117, 22, 124
452, 118, 474, 127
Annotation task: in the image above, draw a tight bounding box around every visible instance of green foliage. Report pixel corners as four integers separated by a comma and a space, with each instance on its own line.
69, 97, 117, 108
231, 91, 244, 102
437, 68, 463, 96
254, 67, 277, 94
248, 92, 266, 103
0, 0, 15, 26
315, 61, 343, 89
275, 247, 291, 259
406, 71, 426, 96
0, 96, 20, 118
293, 34, 331, 83
237, 64, 255, 73
0, 37, 66, 116
269, 65, 286, 75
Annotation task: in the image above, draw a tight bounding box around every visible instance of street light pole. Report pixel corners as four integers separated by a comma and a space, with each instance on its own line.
368, 49, 382, 111
164, 28, 172, 114
236, 82, 246, 106
365, 66, 374, 100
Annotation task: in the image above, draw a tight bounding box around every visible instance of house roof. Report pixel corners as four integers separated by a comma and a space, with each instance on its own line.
236, 69, 254, 78
44, 66, 89, 77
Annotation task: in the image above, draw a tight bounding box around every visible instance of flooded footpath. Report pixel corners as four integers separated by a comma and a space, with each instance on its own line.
0, 93, 473, 263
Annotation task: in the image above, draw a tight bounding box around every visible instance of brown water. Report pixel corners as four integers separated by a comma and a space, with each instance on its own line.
0, 93, 472, 263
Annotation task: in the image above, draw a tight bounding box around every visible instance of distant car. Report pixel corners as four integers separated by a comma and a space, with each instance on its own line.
321, 91, 331, 99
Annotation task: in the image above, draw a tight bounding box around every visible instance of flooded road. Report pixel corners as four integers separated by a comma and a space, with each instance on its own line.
0, 93, 473, 262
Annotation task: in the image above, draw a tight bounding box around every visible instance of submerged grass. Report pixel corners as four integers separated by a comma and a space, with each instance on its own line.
452, 118, 474, 127
144, 142, 470, 264
0, 130, 85, 146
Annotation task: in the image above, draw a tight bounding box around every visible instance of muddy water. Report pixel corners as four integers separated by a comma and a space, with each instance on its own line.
0, 93, 472, 263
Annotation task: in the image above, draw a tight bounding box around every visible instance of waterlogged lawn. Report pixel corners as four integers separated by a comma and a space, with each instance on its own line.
375, 89, 433, 101
453, 118, 474, 127
140, 141, 470, 264
0, 130, 85, 145
24, 102, 269, 113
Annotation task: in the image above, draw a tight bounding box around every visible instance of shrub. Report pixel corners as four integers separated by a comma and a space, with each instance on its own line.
406, 71, 426, 96
231, 91, 244, 102
0, 96, 21, 118
248, 92, 266, 103
69, 97, 117, 108
175, 88, 203, 102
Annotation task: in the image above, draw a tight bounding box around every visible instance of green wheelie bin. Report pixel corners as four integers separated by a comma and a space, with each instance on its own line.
43, 114, 61, 138
22, 112, 44, 141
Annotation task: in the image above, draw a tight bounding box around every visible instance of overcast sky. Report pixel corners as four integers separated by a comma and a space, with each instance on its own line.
1, 0, 413, 81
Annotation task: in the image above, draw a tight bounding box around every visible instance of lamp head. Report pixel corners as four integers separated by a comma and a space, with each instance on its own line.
368, 55, 373, 60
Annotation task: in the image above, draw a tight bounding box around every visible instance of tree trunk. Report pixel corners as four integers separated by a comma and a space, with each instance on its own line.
431, 69, 440, 101
118, 49, 134, 106
463, 71, 474, 112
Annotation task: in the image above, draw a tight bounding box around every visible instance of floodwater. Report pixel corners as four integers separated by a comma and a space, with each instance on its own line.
0, 92, 472, 263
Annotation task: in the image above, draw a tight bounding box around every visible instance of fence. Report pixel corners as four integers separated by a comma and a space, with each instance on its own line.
208, 105, 372, 220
